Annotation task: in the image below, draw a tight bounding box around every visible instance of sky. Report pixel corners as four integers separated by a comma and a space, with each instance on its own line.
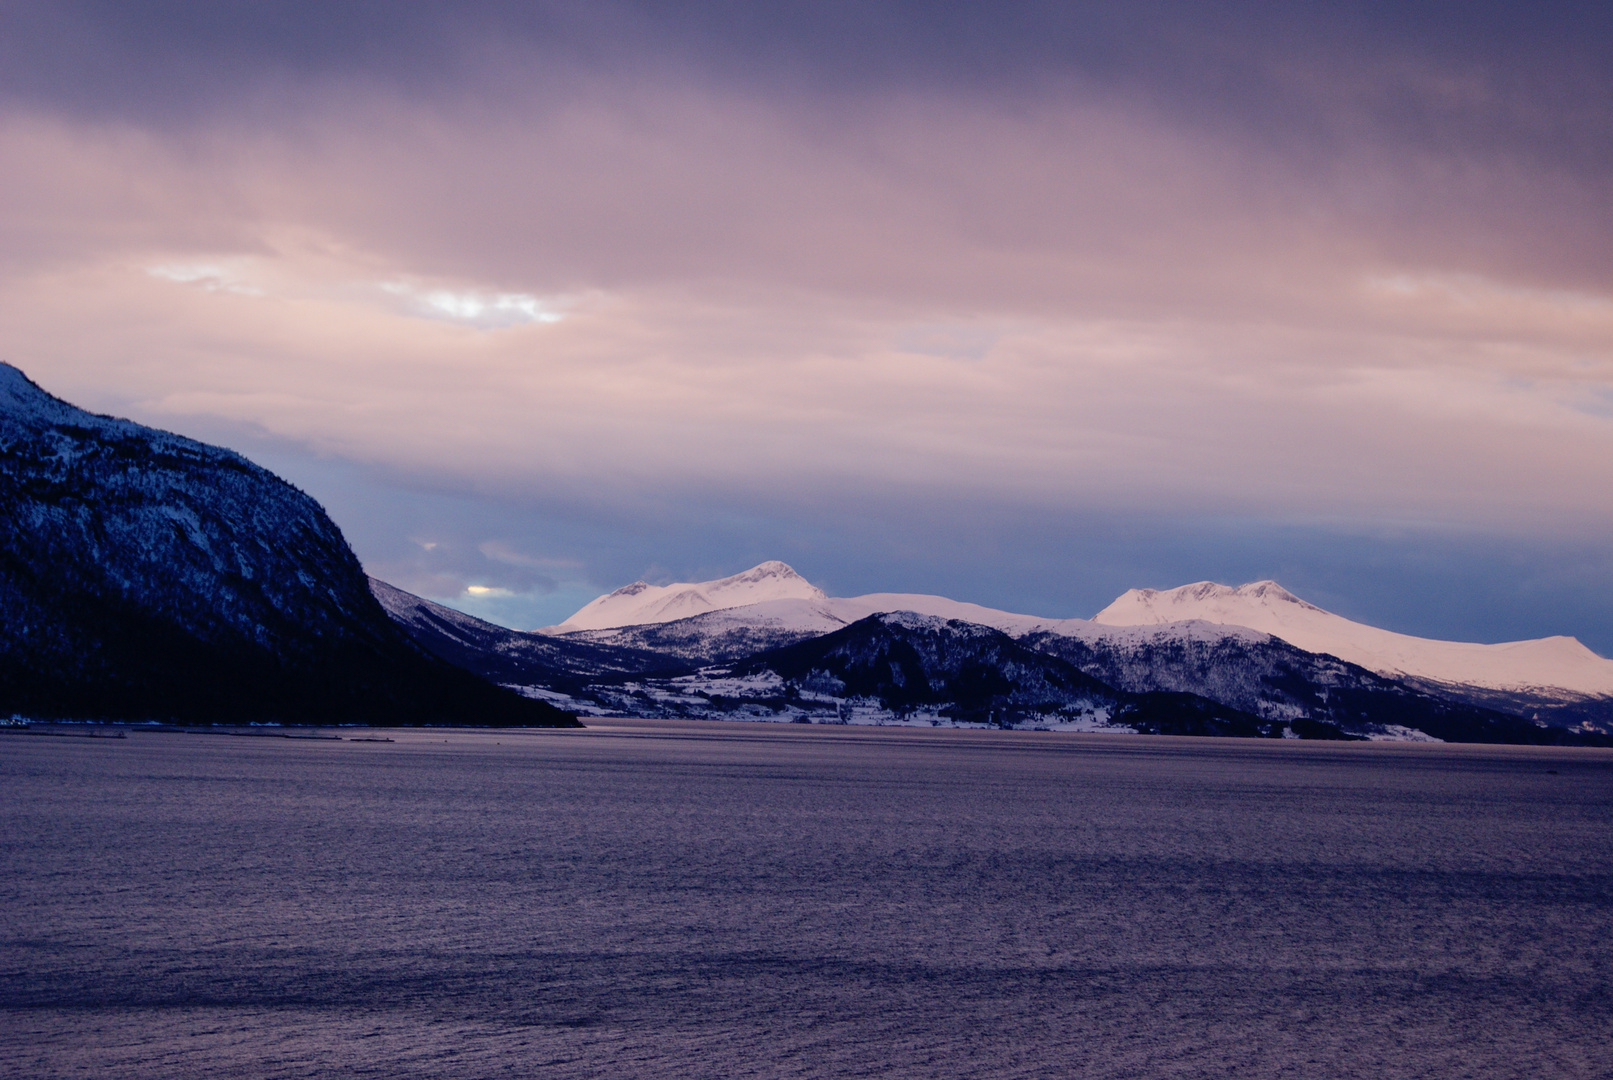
3, 1, 1613, 651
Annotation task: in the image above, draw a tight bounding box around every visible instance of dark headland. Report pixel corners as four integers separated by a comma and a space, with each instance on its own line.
0, 363, 576, 727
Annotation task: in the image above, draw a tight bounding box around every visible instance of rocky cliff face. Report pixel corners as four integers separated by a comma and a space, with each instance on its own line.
0, 364, 575, 726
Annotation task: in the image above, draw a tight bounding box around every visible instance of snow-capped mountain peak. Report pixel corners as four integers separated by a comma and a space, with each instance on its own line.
1097, 580, 1323, 624
545, 559, 1613, 705
1094, 579, 1613, 696
550, 560, 827, 632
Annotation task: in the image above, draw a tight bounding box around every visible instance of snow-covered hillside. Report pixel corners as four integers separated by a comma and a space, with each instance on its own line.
1093, 581, 1613, 697
549, 561, 827, 631
544, 562, 1613, 720
549, 562, 1069, 637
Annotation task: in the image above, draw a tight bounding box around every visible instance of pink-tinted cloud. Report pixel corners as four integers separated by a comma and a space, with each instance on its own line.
2, 82, 1610, 525
1, 5, 1611, 639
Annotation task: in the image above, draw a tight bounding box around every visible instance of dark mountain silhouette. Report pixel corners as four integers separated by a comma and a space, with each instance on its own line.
729, 613, 1341, 736
0, 364, 576, 726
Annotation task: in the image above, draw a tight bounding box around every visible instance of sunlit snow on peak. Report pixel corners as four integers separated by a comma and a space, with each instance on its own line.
380, 282, 566, 328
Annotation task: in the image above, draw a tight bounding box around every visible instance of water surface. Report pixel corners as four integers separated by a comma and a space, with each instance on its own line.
3, 720, 1610, 1078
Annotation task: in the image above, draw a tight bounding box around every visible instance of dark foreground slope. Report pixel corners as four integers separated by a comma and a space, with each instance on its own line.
0, 365, 575, 726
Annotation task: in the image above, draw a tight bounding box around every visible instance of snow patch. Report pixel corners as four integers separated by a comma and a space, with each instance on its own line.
1362, 725, 1443, 743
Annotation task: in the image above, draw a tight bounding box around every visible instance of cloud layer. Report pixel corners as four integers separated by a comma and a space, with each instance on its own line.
2, 2, 1611, 644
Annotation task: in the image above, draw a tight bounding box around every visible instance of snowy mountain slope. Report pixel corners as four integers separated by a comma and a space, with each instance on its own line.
1093, 581, 1613, 698
549, 561, 826, 631
0, 363, 575, 726
822, 593, 1067, 635
729, 613, 1306, 735
534, 588, 1601, 739
577, 613, 1315, 737
1021, 621, 1582, 744
525, 563, 1612, 738
546, 561, 1073, 637
557, 591, 1060, 659
558, 597, 847, 663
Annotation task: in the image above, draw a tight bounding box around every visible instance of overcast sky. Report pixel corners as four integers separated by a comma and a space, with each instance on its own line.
4, 2, 1612, 649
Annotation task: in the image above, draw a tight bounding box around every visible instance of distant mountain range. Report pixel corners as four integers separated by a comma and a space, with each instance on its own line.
6, 360, 1608, 743
378, 562, 1613, 744
1093, 580, 1613, 703
0, 364, 575, 727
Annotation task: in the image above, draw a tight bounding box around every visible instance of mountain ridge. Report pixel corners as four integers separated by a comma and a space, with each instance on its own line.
1094, 579, 1613, 697
547, 561, 1613, 697
549, 560, 826, 632
0, 364, 576, 726
513, 560, 1612, 734
375, 575, 1609, 742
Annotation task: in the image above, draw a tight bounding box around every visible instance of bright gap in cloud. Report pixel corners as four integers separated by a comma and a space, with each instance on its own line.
145, 263, 263, 296
1364, 272, 1613, 316
380, 282, 567, 328
440, 582, 602, 629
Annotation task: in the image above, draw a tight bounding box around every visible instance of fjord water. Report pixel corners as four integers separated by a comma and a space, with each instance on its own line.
3, 723, 1610, 1079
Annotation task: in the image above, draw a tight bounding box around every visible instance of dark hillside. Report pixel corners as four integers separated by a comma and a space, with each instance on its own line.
0, 364, 576, 727
741, 613, 1301, 735
1026, 629, 1610, 746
